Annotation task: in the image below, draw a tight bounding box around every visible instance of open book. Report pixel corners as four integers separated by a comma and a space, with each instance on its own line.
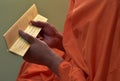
3, 4, 48, 56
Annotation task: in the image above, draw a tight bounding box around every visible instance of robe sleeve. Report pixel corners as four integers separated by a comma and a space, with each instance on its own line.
58, 61, 87, 81
16, 61, 60, 81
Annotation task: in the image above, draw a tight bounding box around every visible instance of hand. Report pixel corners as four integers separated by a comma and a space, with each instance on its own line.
31, 21, 64, 51
19, 30, 63, 75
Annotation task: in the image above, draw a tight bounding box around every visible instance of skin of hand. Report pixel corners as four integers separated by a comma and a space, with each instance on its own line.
19, 30, 64, 76
31, 21, 65, 51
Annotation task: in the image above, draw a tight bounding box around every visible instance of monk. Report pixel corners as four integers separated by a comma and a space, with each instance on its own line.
17, 0, 120, 81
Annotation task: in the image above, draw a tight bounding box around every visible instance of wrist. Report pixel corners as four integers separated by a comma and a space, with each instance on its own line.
48, 53, 64, 76
56, 33, 65, 52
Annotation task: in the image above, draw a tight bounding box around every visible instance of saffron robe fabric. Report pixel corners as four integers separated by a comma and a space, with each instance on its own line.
17, 0, 120, 81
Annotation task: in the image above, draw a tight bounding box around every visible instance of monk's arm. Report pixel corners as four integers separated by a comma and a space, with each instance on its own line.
19, 30, 86, 81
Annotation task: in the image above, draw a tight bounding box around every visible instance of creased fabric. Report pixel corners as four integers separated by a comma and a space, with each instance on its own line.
17, 0, 120, 81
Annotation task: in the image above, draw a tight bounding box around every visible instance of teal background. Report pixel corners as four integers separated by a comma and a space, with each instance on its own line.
0, 0, 68, 80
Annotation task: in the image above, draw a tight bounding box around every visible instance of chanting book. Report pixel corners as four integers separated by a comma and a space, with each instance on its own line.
3, 4, 48, 56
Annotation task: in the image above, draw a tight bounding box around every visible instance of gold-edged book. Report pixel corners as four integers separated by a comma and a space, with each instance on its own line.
3, 4, 48, 56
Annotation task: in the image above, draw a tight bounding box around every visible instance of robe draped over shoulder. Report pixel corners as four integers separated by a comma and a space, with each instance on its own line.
17, 0, 120, 81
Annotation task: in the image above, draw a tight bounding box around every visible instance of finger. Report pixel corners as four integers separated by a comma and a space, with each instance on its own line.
31, 21, 48, 28
19, 30, 35, 44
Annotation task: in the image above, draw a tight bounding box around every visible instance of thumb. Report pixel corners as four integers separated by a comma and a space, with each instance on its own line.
19, 30, 35, 44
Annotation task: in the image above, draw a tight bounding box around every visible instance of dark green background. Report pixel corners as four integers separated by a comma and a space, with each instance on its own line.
0, 0, 68, 80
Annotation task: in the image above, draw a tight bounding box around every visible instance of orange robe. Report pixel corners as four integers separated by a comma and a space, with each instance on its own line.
17, 0, 120, 81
